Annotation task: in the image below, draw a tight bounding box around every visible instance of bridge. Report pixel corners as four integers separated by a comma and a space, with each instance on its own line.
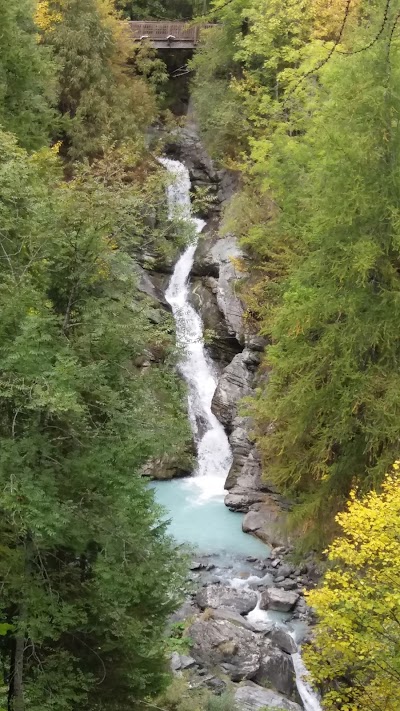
127, 21, 216, 49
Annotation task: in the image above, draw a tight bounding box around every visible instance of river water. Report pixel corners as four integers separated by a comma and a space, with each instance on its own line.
154, 158, 267, 557
155, 157, 322, 711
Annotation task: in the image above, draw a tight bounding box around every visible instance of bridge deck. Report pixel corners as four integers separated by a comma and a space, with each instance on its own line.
127, 21, 216, 49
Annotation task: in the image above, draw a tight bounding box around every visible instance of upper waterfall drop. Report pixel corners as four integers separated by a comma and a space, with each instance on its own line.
160, 157, 233, 502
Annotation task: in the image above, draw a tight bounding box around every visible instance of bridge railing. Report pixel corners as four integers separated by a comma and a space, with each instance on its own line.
127, 21, 216, 45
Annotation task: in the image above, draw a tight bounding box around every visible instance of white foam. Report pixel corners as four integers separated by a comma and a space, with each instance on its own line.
160, 158, 233, 503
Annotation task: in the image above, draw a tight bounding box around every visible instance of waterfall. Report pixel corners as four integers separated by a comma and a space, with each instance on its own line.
160, 158, 233, 502
291, 653, 322, 711
160, 157, 322, 711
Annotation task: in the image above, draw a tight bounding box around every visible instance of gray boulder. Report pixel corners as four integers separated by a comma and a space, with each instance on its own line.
242, 497, 290, 548
189, 618, 261, 681
269, 626, 298, 654
234, 683, 302, 711
210, 607, 256, 631
211, 353, 254, 430
196, 584, 257, 615
261, 588, 299, 613
255, 641, 297, 699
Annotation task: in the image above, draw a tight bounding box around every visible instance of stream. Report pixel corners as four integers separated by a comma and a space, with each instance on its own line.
155, 157, 322, 711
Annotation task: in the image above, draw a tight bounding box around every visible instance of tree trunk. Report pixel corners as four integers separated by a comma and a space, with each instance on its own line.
11, 631, 25, 711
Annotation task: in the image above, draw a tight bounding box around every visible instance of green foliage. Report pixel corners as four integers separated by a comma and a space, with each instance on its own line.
116, 0, 197, 20
0, 0, 56, 148
190, 21, 249, 160
39, 0, 161, 159
249, 10, 400, 545
166, 622, 193, 654
155, 679, 237, 711
0, 129, 191, 710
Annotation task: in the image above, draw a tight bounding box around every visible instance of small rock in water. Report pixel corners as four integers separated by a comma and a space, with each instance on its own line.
190, 561, 204, 571
269, 625, 298, 654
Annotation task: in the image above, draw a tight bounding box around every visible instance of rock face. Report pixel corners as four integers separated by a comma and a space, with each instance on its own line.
211, 352, 255, 431
242, 498, 290, 547
189, 277, 242, 366
189, 618, 261, 681
234, 683, 302, 711
261, 588, 299, 613
255, 641, 297, 699
209, 234, 246, 343
196, 584, 257, 615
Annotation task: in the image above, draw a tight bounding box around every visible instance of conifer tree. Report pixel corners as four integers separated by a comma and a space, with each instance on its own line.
37, 0, 160, 159
0, 131, 189, 711
0, 0, 56, 148
250, 8, 400, 544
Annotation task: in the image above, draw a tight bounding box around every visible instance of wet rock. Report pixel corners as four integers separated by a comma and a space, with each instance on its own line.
190, 561, 205, 571
192, 230, 220, 277
255, 642, 297, 699
225, 491, 266, 512
140, 447, 195, 480
196, 584, 257, 615
211, 353, 254, 430
268, 626, 298, 655
234, 683, 302, 711
189, 618, 261, 681
165, 125, 219, 188
261, 588, 299, 613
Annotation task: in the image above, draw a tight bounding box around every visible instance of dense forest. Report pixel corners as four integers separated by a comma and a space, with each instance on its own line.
190, 0, 400, 708
0, 1, 195, 709
1, 0, 400, 710
192, 0, 400, 544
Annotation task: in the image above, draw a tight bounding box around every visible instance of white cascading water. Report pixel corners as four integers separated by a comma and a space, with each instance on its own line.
161, 157, 322, 711
160, 157, 233, 502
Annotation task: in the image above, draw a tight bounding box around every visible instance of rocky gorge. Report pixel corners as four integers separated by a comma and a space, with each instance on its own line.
138, 126, 322, 711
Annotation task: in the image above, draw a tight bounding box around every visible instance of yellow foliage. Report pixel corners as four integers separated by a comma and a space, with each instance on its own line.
305, 467, 400, 710
310, 0, 362, 41
34, 1, 62, 32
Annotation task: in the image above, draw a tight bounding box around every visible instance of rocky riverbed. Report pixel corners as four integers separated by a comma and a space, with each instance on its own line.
168, 546, 321, 710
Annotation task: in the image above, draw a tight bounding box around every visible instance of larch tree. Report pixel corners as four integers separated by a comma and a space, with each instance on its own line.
249, 5, 400, 544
